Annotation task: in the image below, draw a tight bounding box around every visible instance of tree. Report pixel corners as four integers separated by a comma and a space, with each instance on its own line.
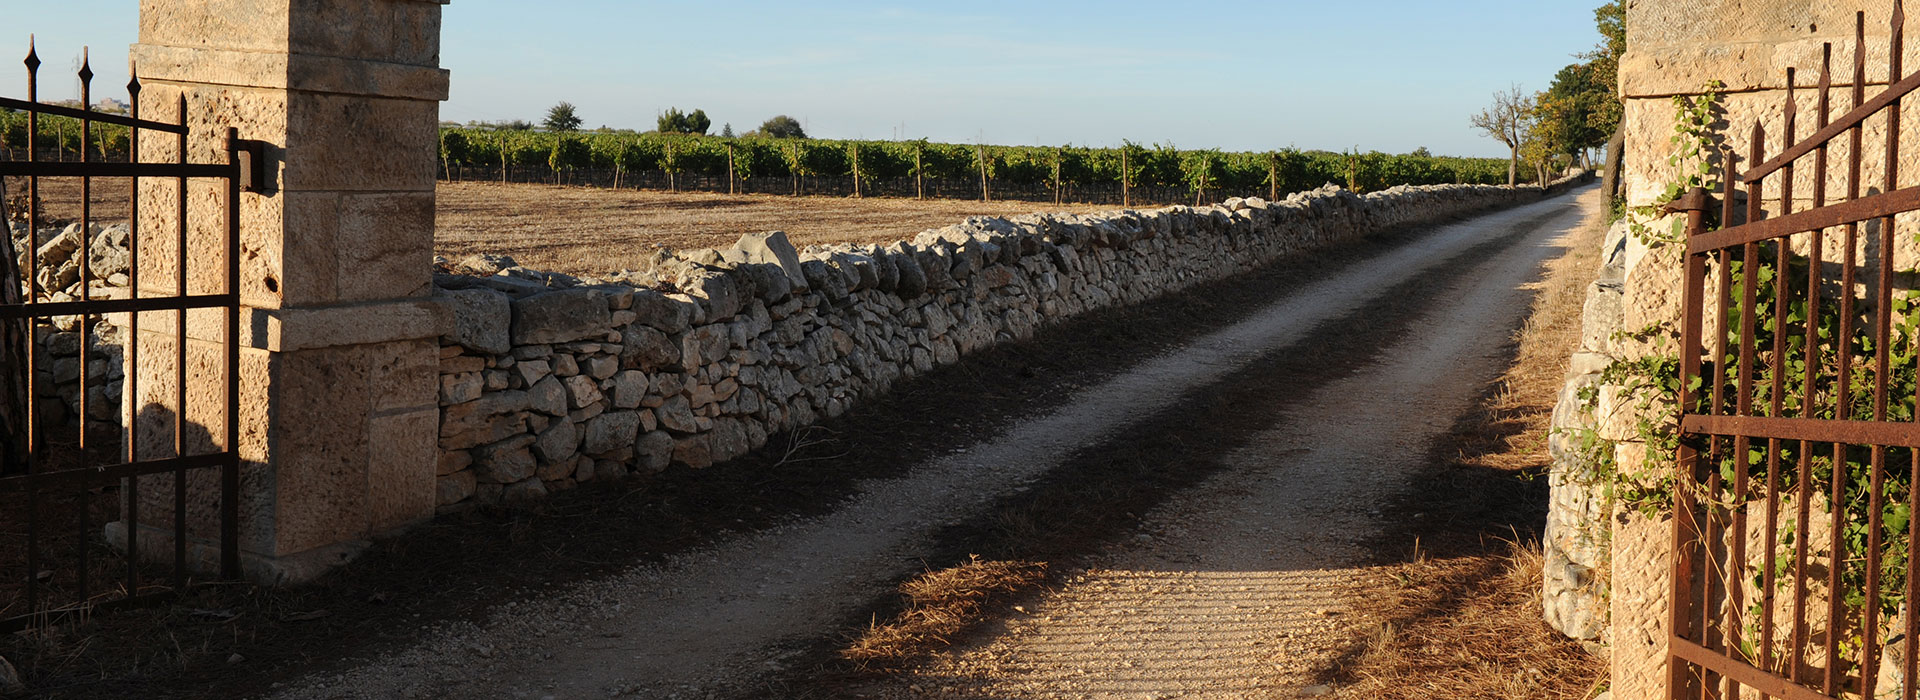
1520, 100, 1560, 185
720, 123, 735, 138
657, 107, 711, 135
543, 101, 582, 132
759, 115, 807, 139
1590, 0, 1627, 201
1471, 84, 1535, 187
1539, 63, 1612, 161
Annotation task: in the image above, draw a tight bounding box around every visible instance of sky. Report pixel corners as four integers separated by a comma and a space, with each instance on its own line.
2, 1, 1605, 158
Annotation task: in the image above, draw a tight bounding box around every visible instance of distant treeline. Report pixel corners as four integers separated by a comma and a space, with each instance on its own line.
438, 127, 1524, 204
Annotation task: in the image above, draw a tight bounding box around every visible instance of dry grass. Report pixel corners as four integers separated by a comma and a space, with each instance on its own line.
433, 181, 1110, 275
1446, 208, 1602, 475
1330, 196, 1612, 699
1340, 538, 1606, 700
841, 556, 1047, 667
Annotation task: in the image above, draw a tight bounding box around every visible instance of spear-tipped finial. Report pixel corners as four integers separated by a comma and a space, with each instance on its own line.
127, 59, 141, 95
78, 47, 92, 85
23, 34, 39, 72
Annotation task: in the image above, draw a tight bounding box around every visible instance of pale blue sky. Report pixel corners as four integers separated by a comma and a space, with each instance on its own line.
3, 1, 1604, 157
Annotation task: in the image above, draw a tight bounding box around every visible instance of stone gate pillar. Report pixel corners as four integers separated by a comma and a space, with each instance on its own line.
124, 0, 450, 581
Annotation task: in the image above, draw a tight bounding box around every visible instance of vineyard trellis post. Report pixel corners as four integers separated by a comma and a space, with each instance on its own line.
726, 142, 736, 195
976, 144, 990, 202
788, 141, 800, 196
1268, 151, 1279, 201
1193, 153, 1210, 206
851, 142, 861, 198
1122, 147, 1131, 208
913, 145, 924, 200
614, 139, 625, 190
1053, 147, 1062, 205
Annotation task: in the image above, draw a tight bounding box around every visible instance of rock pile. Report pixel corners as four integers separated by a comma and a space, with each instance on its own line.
9, 222, 131, 431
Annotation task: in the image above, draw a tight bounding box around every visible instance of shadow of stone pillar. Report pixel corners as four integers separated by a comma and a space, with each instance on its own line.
115, 0, 451, 583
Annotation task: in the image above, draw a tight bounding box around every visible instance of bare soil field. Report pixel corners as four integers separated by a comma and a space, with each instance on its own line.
3, 176, 131, 226
9, 179, 1107, 280
433, 181, 1110, 274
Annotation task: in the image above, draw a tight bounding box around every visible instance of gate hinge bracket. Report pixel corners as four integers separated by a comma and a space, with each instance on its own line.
235, 139, 272, 194
1662, 187, 1713, 215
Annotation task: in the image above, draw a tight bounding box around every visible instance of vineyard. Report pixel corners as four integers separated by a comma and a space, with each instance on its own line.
0, 106, 131, 162
0, 108, 1523, 206
434, 126, 1522, 205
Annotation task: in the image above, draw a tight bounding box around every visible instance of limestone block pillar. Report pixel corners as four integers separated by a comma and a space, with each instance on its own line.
120, 0, 450, 582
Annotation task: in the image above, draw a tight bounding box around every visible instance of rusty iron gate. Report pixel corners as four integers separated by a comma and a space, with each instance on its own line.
0, 42, 256, 630
1669, 3, 1920, 698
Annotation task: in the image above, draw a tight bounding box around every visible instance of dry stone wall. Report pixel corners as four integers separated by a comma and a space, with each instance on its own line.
13, 178, 1585, 518
9, 222, 131, 433
425, 179, 1587, 510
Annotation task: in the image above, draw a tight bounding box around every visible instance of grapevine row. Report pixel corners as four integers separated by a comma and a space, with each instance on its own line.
438, 127, 1522, 203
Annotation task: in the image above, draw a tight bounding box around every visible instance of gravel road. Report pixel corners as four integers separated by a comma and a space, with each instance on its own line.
269, 186, 1596, 700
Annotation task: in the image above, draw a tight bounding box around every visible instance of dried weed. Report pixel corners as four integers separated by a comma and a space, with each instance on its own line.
841, 557, 1047, 666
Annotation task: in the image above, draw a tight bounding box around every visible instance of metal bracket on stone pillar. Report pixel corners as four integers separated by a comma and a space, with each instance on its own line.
235, 138, 272, 193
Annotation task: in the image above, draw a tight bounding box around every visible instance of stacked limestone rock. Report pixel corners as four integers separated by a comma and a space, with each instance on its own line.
427, 177, 1589, 510
9, 221, 131, 431
1542, 219, 1628, 643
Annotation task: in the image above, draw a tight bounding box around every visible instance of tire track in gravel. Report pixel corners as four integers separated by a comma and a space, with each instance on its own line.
268, 188, 1594, 700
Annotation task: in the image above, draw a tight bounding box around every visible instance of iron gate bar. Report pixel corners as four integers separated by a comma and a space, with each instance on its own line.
0, 454, 231, 495
0, 162, 235, 178
1673, 637, 1834, 700
0, 293, 239, 319
21, 37, 43, 622
220, 126, 240, 578
0, 96, 186, 133
1685, 184, 1920, 253
1681, 416, 1920, 448
125, 60, 143, 616
1670, 180, 1709, 698
1741, 67, 1920, 183
1789, 44, 1833, 689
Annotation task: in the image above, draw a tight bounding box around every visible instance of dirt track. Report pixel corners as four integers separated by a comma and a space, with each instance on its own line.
268, 187, 1597, 700
858, 188, 1603, 699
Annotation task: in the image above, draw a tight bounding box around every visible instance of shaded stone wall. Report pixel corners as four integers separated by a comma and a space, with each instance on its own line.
427, 178, 1588, 509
